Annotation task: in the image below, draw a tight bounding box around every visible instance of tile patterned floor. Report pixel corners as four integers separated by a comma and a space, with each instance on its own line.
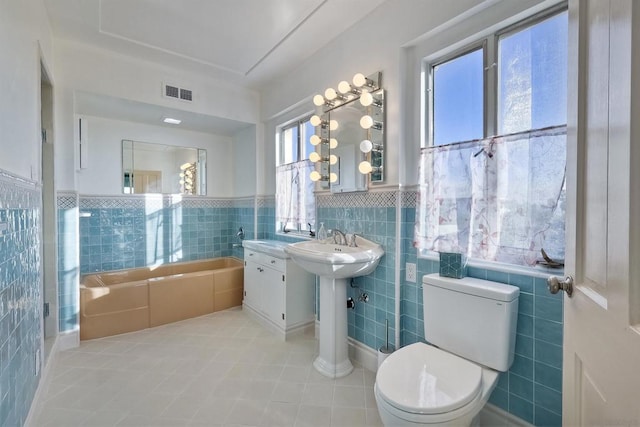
30, 308, 383, 427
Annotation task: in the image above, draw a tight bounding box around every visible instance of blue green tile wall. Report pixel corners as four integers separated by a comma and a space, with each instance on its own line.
400, 196, 563, 427
78, 197, 240, 274
0, 172, 42, 426
316, 191, 398, 351
57, 193, 79, 333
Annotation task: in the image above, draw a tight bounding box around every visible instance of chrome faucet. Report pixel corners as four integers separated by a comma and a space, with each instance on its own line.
332, 229, 347, 246
348, 233, 359, 248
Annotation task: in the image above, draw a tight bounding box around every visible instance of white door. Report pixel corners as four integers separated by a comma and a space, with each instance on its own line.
561, 1, 640, 424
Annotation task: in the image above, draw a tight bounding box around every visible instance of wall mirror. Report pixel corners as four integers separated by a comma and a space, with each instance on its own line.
309, 72, 384, 193
122, 140, 207, 195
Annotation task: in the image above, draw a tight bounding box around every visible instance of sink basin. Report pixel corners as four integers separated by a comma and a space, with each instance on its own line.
284, 237, 384, 279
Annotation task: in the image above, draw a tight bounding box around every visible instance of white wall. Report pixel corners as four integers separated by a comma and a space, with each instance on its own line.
259, 0, 554, 192
232, 125, 257, 197
53, 39, 260, 192
0, 0, 54, 179
76, 116, 234, 197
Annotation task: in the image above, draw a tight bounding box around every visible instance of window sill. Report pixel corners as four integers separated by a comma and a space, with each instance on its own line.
275, 231, 315, 241
417, 250, 564, 279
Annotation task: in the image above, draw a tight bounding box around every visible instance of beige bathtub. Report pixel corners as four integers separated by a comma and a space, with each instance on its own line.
80, 257, 243, 340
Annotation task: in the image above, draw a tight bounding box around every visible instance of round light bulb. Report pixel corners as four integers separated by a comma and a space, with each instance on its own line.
329, 120, 339, 131
179, 172, 185, 178
310, 171, 322, 182
360, 92, 374, 106
180, 162, 192, 170
353, 73, 367, 87
359, 161, 373, 174
310, 135, 322, 146
338, 81, 351, 94
179, 179, 185, 185
309, 152, 321, 163
324, 88, 337, 100
313, 94, 325, 106
360, 115, 374, 129
329, 155, 338, 165
329, 173, 338, 183
310, 115, 322, 127
360, 139, 373, 153
329, 138, 338, 149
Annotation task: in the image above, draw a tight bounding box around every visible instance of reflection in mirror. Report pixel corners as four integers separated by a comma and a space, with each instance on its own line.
122, 140, 207, 195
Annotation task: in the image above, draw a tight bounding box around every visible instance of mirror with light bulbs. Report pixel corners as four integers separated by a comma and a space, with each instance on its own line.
309, 72, 384, 192
122, 139, 207, 195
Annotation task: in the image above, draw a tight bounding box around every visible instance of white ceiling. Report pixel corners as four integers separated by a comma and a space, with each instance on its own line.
45, 0, 385, 135
44, 0, 385, 88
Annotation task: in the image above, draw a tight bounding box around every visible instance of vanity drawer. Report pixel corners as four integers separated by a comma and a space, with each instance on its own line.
244, 250, 285, 272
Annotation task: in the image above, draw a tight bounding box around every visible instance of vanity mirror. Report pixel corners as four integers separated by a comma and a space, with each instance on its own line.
309, 72, 385, 193
122, 140, 207, 195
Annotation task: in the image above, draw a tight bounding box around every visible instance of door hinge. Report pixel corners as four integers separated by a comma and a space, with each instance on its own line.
282, 274, 285, 282
244, 291, 246, 296
282, 313, 285, 320
244, 261, 247, 266
43, 302, 50, 318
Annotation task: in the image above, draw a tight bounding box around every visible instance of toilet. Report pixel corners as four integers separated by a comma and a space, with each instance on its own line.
375, 273, 519, 426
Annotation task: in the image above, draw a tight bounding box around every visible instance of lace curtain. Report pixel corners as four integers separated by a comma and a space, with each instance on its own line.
415, 125, 566, 267
276, 160, 315, 227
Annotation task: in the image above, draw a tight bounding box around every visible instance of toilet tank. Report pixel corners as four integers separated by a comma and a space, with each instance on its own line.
422, 273, 519, 372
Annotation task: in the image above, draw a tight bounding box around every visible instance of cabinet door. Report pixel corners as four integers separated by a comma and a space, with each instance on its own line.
243, 260, 262, 310
262, 266, 285, 327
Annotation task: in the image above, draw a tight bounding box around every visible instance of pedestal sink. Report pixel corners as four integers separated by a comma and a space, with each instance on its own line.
285, 236, 384, 378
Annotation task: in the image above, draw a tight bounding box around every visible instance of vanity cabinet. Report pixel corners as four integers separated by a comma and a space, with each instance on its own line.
243, 245, 315, 340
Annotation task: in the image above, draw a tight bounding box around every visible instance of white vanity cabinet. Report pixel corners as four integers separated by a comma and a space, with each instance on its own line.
242, 240, 316, 340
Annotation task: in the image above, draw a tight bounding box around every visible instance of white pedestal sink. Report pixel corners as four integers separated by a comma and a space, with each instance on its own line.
285, 237, 384, 378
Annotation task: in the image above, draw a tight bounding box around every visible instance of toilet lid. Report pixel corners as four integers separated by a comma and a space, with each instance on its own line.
376, 342, 482, 415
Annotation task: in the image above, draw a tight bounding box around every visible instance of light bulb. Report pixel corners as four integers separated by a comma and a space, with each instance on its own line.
359, 161, 373, 174
324, 88, 337, 100
309, 152, 321, 163
353, 73, 367, 87
180, 162, 192, 170
329, 120, 339, 131
179, 172, 185, 178
329, 138, 338, 149
310, 115, 322, 127
360, 115, 374, 129
310, 171, 322, 182
360, 92, 374, 106
360, 139, 373, 153
329, 155, 338, 165
338, 81, 351, 94
179, 179, 185, 185
329, 173, 338, 183
310, 135, 322, 146
313, 94, 325, 106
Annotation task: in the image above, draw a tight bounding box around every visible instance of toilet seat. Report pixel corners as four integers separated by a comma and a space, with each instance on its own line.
376, 343, 483, 417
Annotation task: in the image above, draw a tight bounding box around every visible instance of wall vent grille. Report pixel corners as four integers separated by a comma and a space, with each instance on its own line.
163, 83, 193, 102
179, 88, 192, 101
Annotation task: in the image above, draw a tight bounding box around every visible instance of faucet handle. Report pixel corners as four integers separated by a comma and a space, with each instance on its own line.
348, 233, 359, 247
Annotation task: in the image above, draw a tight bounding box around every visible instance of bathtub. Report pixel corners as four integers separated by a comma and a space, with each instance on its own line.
80, 257, 243, 340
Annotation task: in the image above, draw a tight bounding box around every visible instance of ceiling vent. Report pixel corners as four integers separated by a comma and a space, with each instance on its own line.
163, 83, 193, 102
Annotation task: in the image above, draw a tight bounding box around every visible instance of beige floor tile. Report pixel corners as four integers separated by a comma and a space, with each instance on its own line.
225, 399, 268, 425
294, 404, 332, 427
332, 385, 366, 408
301, 383, 334, 407
331, 406, 367, 427
272, 382, 306, 404
261, 402, 300, 427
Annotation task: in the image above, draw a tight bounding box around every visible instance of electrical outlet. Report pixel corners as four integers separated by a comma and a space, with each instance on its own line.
406, 262, 417, 283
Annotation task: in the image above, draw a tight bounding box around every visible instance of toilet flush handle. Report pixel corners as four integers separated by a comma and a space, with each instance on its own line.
547, 275, 574, 297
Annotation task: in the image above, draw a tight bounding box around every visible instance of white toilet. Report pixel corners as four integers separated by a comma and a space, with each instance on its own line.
375, 273, 519, 426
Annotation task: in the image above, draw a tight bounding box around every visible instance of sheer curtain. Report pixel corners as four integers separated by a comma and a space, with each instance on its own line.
415, 125, 566, 266
276, 160, 315, 229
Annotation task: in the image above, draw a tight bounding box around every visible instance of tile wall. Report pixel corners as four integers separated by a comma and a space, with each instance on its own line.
0, 171, 42, 426
77, 196, 238, 274
316, 191, 398, 352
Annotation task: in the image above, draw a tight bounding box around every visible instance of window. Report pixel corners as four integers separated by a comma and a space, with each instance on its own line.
276, 116, 316, 235
417, 8, 568, 267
